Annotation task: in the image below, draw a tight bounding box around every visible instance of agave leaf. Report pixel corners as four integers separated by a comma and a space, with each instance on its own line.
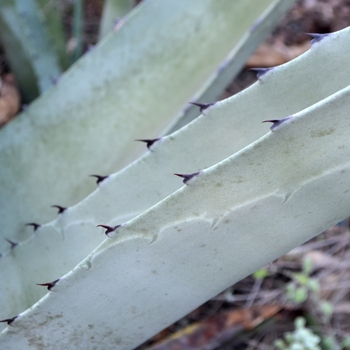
1, 71, 350, 349
98, 0, 136, 40
1, 26, 350, 321
35, 0, 69, 70
71, 0, 86, 63
0, 0, 279, 248
0, 0, 62, 102
169, 0, 295, 132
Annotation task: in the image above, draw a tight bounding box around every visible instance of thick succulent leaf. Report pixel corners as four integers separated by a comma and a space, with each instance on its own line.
0, 0, 62, 102
1, 78, 350, 350
35, 0, 69, 70
98, 0, 135, 40
169, 0, 295, 132
2, 27, 350, 321
0, 0, 278, 247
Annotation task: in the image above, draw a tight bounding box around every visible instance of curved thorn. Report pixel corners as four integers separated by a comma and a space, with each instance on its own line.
37, 279, 60, 291
89, 174, 109, 185
0, 316, 17, 326
262, 116, 292, 131
97, 224, 122, 236
25, 222, 41, 231
250, 67, 273, 80
189, 102, 215, 113
306, 33, 329, 45
5, 238, 18, 250
174, 172, 200, 185
262, 119, 280, 123
51, 205, 67, 214
135, 138, 161, 150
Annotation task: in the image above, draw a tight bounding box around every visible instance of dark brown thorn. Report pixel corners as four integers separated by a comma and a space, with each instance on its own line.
262, 116, 292, 131
135, 138, 160, 150
51, 205, 67, 214
306, 33, 329, 45
262, 119, 279, 124
0, 316, 17, 326
250, 67, 272, 80
25, 222, 41, 231
89, 174, 109, 185
5, 239, 18, 250
37, 279, 60, 291
189, 102, 215, 113
174, 172, 200, 185
97, 224, 121, 237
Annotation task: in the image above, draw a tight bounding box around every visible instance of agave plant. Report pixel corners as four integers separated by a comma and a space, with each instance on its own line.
1, 0, 350, 349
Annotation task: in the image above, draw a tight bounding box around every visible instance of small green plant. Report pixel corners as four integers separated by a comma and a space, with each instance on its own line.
342, 336, 350, 349
253, 267, 270, 280
274, 317, 321, 350
285, 257, 320, 304
284, 256, 333, 322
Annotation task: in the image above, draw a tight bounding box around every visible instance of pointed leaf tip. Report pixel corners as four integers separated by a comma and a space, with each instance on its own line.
97, 224, 122, 236
306, 33, 330, 45
37, 279, 60, 291
189, 102, 215, 113
262, 116, 292, 131
89, 174, 109, 185
5, 238, 18, 249
250, 67, 273, 80
51, 205, 67, 214
0, 316, 17, 326
174, 172, 200, 185
25, 222, 41, 231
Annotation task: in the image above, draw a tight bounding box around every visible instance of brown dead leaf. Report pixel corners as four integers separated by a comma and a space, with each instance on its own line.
0, 74, 20, 127
144, 305, 281, 350
246, 41, 310, 68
